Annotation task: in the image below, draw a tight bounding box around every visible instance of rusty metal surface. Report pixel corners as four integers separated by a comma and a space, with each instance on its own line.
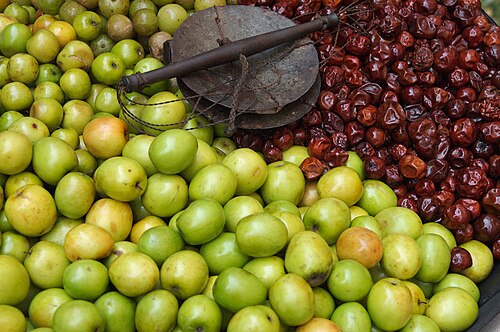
171, 5, 319, 112
178, 74, 320, 130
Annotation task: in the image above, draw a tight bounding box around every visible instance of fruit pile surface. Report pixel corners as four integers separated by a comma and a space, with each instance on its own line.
234, 0, 500, 261
0, 0, 498, 331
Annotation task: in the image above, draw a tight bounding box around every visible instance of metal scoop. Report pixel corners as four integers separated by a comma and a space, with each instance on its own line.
118, 5, 340, 131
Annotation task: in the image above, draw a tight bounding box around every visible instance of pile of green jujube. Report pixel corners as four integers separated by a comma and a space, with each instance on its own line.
0, 118, 494, 331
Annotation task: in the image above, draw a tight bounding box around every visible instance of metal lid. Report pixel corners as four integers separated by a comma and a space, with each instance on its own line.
170, 5, 320, 113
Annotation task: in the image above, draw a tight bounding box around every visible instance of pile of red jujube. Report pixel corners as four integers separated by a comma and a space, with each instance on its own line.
233, 0, 499, 263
